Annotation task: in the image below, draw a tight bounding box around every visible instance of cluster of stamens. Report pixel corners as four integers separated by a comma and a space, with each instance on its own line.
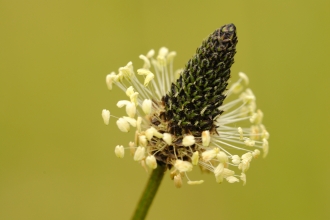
102, 46, 269, 188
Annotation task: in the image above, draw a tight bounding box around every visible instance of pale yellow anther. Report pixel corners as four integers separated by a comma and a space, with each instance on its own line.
226, 176, 239, 183
137, 68, 152, 76
214, 163, 224, 177
239, 72, 249, 85
262, 138, 269, 158
146, 49, 155, 58
145, 127, 154, 141
123, 116, 137, 127
231, 155, 241, 165
244, 138, 255, 147
202, 148, 219, 162
215, 166, 236, 184
214, 163, 224, 183
187, 180, 204, 185
102, 109, 110, 125
116, 100, 131, 108
139, 54, 151, 69
115, 71, 123, 82
144, 73, 154, 87
241, 152, 253, 162
157, 47, 169, 66
105, 72, 117, 90
263, 130, 270, 140
182, 135, 195, 146
139, 135, 147, 147
126, 86, 135, 97
223, 168, 235, 178
251, 109, 263, 124
174, 174, 182, 188
126, 102, 136, 118
119, 63, 133, 79
216, 151, 228, 165
252, 149, 261, 158
142, 99, 152, 115
129, 92, 139, 106
146, 155, 157, 169
238, 127, 243, 140
259, 124, 270, 139
250, 125, 260, 140
238, 159, 250, 172
191, 151, 199, 165
145, 127, 163, 140
116, 118, 130, 132
162, 133, 172, 145
166, 51, 177, 63
174, 160, 193, 172
240, 89, 256, 103
250, 112, 258, 123
202, 130, 211, 147
114, 145, 125, 158
134, 146, 145, 161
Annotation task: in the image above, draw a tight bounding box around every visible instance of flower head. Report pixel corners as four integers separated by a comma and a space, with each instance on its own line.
102, 24, 270, 187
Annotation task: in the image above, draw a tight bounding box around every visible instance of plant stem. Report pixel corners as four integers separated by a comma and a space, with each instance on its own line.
131, 164, 166, 220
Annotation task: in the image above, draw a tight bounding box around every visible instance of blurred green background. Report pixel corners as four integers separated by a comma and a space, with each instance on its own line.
1, 1, 329, 219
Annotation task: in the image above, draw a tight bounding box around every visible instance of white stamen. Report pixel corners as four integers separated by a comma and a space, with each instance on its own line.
134, 146, 145, 161
262, 138, 269, 158
191, 151, 199, 165
226, 176, 239, 183
244, 138, 255, 147
146, 155, 157, 169
162, 133, 172, 145
102, 109, 110, 125
105, 72, 117, 90
239, 72, 249, 85
202, 148, 219, 162
174, 160, 193, 173
187, 180, 204, 185
202, 130, 211, 147
116, 118, 130, 132
231, 155, 241, 165
238, 127, 243, 140
182, 135, 195, 146
174, 174, 182, 188
123, 116, 137, 127
142, 99, 152, 115
126, 86, 135, 97
115, 145, 125, 158
139, 135, 147, 147
126, 102, 136, 118
216, 151, 228, 165
144, 73, 154, 87
146, 49, 155, 58
117, 100, 131, 108
139, 54, 151, 69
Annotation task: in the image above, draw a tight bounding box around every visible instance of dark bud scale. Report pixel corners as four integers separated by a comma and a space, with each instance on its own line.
162, 23, 238, 136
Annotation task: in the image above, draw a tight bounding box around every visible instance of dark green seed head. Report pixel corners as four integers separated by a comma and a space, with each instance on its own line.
163, 23, 238, 136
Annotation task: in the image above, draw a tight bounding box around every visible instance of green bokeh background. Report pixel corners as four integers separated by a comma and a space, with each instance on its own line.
1, 1, 329, 219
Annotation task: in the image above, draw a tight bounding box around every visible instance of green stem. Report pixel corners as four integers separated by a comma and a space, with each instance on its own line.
131, 164, 166, 220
